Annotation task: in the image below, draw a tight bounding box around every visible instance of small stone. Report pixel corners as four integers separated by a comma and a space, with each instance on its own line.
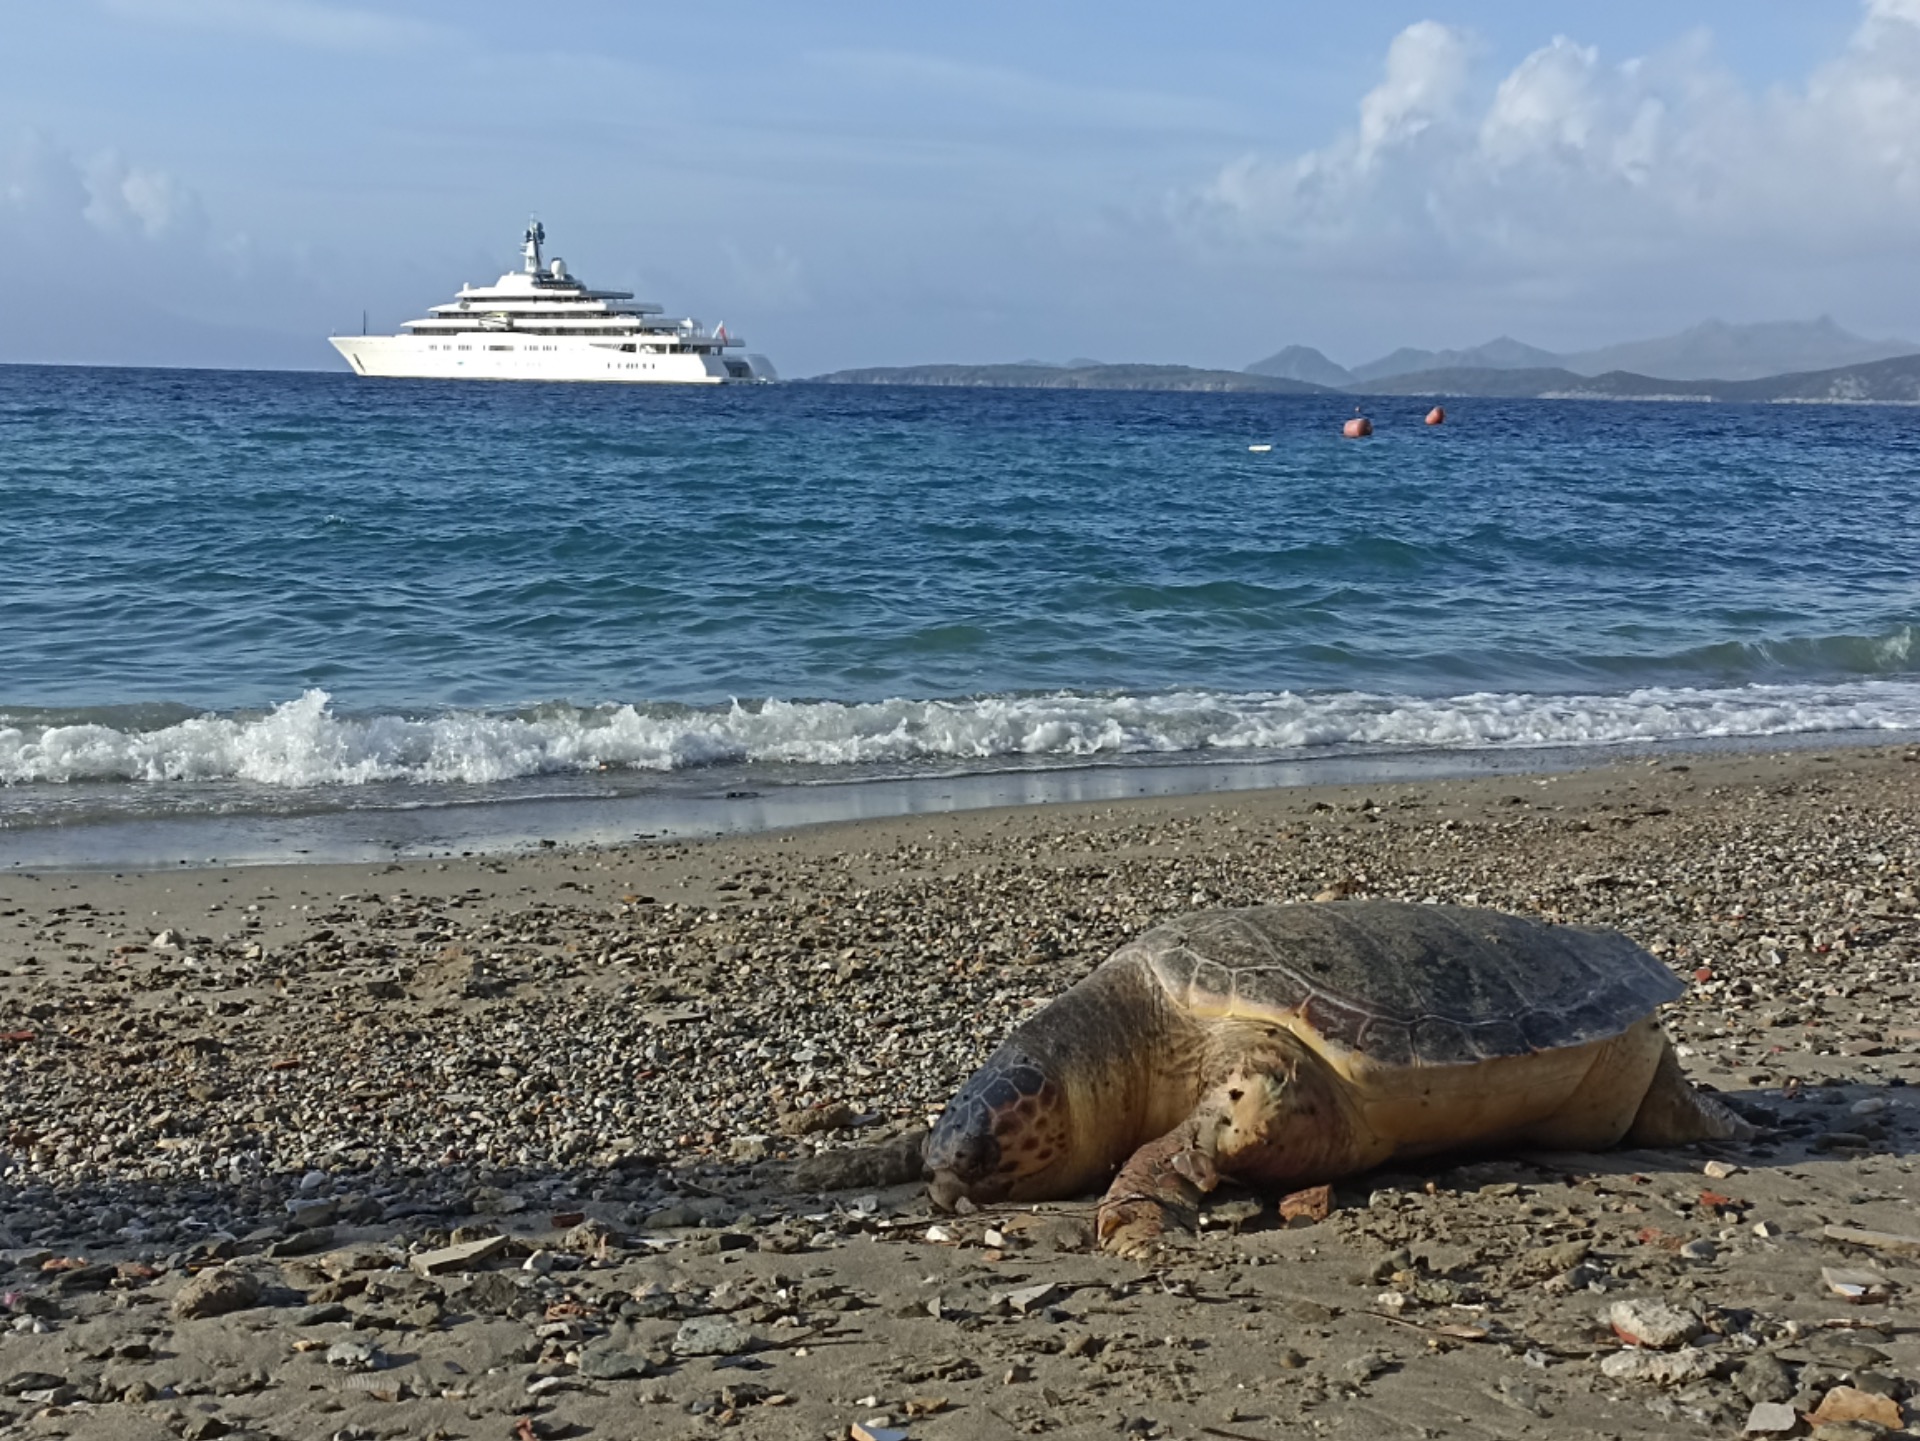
298, 1169, 330, 1194
561, 1219, 622, 1255
1820, 1267, 1892, 1304
1821, 1224, 1920, 1254
1678, 1238, 1719, 1262
286, 1199, 337, 1229
325, 1339, 381, 1370
1204, 1197, 1263, 1232
776, 1102, 857, 1136
2, 1371, 66, 1397
1743, 1400, 1800, 1434
1736, 1352, 1796, 1404
1704, 1160, 1742, 1180
409, 1235, 507, 1277
1754, 1220, 1786, 1239
1809, 1385, 1903, 1430
851, 1425, 909, 1441
172, 1267, 262, 1320
1607, 1298, 1699, 1349
1342, 1353, 1390, 1385
1279, 1185, 1332, 1226
1002, 1282, 1063, 1315
577, 1344, 652, 1381
671, 1316, 753, 1357
1599, 1348, 1718, 1386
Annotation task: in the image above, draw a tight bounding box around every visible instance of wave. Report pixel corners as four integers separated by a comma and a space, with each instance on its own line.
5, 683, 1920, 790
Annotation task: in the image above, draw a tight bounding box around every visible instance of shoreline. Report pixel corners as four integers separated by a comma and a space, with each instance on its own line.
1, 741, 1917, 1436
5, 728, 1915, 874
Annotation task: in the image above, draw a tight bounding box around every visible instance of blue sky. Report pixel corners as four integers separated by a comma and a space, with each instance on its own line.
2, 2, 1912, 374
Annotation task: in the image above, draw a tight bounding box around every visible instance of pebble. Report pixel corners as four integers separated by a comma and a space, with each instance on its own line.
1735, 1353, 1795, 1404
1809, 1386, 1905, 1430
672, 1316, 754, 1357
1743, 1401, 1799, 1435
171, 1267, 261, 1320
1000, 1282, 1063, 1315
1606, 1299, 1699, 1349
576, 1344, 652, 1381
1599, 1349, 1718, 1387
324, 1340, 381, 1371
409, 1235, 507, 1277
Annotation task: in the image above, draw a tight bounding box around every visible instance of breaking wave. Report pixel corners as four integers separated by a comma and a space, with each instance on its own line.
6, 683, 1920, 790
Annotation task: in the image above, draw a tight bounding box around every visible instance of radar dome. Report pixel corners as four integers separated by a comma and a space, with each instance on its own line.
550, 259, 568, 279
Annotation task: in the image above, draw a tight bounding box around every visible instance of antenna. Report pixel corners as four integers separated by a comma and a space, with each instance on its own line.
361, 309, 367, 335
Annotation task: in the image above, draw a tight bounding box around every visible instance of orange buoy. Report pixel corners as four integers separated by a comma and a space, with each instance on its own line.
1342, 416, 1373, 438
1425, 406, 1445, 426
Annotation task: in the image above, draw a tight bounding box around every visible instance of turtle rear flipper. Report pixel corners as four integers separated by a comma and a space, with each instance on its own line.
1625, 1043, 1757, 1146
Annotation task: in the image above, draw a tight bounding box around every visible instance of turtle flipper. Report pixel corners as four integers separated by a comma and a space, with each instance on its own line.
1626, 1042, 1757, 1145
1095, 1125, 1219, 1259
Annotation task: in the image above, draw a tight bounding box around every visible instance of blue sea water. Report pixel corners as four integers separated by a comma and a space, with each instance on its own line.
3, 363, 1920, 860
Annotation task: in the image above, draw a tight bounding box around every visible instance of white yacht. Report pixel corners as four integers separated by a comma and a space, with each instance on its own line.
330, 221, 777, 384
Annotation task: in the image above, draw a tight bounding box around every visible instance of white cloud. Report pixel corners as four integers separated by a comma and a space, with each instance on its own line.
1179, 2, 1920, 278
4, 134, 207, 243
0, 130, 328, 367
1357, 21, 1474, 167
83, 152, 208, 239
101, 0, 440, 52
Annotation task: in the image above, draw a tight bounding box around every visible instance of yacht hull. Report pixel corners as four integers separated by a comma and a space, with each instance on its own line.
329, 336, 777, 384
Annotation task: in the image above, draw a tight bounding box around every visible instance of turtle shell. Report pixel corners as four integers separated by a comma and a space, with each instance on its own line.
1124, 901, 1683, 1069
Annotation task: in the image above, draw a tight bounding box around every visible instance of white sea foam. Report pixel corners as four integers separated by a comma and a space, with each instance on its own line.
4, 683, 1920, 789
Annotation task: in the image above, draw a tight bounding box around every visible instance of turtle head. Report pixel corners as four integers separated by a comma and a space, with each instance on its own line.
924, 1041, 1077, 1210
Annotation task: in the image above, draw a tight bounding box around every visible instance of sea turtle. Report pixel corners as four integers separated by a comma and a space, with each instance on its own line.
925, 901, 1748, 1256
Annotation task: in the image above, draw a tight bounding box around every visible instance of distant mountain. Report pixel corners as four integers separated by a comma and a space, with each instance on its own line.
809, 362, 1335, 394
1561, 317, 1919, 382
1349, 352, 1920, 403
1350, 367, 1694, 399
1245, 345, 1353, 387
809, 349, 1920, 404
1348, 336, 1563, 384
1244, 318, 1920, 388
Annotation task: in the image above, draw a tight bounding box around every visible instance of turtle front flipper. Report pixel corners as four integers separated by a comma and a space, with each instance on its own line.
1096, 1041, 1379, 1258
1095, 1121, 1220, 1259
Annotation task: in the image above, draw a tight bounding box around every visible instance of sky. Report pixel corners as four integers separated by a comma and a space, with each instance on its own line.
2, 1, 1916, 375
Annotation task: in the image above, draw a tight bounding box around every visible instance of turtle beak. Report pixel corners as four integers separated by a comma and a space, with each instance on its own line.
927, 1164, 1015, 1213
927, 1169, 971, 1213
923, 1101, 1002, 1207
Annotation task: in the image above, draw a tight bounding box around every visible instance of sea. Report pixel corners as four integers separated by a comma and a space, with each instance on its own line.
4, 363, 1920, 868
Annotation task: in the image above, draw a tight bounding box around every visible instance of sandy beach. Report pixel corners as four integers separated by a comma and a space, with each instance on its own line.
2, 743, 1917, 1440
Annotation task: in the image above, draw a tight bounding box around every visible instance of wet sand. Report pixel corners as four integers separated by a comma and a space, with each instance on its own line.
1, 744, 1916, 1439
